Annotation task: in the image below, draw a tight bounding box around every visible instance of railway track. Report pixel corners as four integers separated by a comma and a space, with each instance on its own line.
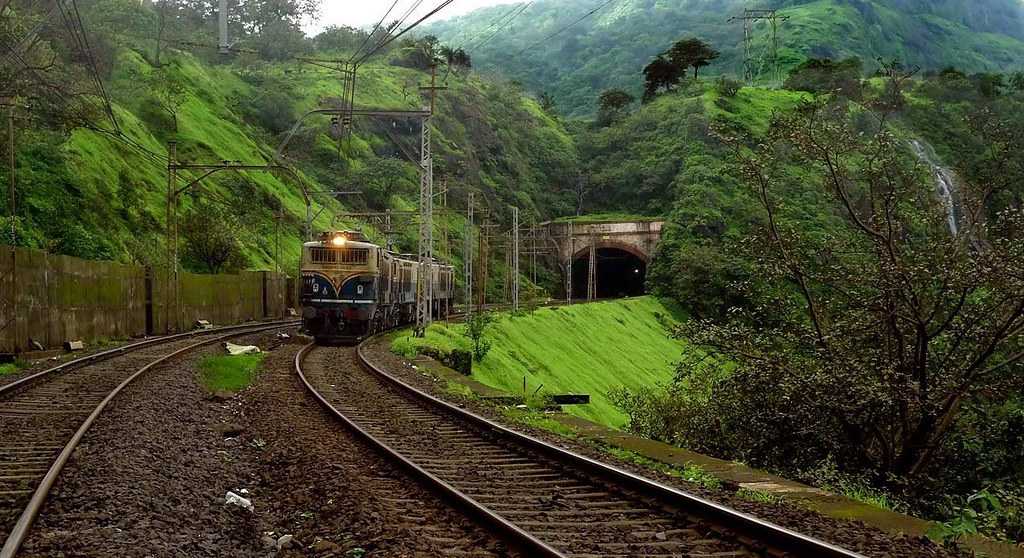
0, 321, 296, 558
297, 341, 867, 558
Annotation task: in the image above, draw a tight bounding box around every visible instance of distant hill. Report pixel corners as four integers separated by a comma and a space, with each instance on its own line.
426, 0, 1024, 116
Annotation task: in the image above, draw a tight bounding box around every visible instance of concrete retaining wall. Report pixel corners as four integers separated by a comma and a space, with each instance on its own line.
0, 245, 291, 354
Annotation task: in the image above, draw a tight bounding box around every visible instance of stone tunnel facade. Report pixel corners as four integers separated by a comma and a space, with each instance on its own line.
542, 220, 665, 300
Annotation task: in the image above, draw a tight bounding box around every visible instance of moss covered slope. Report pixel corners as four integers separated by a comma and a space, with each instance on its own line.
396, 296, 687, 427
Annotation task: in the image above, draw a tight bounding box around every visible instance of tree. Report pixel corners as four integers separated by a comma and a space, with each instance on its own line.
538, 92, 557, 115
440, 45, 472, 77
667, 100, 1024, 480
977, 73, 1006, 98
1012, 72, 1024, 92
876, 58, 918, 113
667, 37, 719, 81
348, 157, 411, 208
464, 312, 495, 361
395, 35, 441, 70
783, 57, 863, 98
181, 202, 246, 274
642, 56, 683, 102
596, 89, 634, 126
451, 49, 472, 73
570, 173, 590, 216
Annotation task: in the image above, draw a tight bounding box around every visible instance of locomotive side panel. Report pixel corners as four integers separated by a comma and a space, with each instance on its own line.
300, 231, 457, 344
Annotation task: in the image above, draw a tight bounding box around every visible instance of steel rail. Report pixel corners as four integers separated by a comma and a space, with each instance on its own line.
294, 342, 564, 558
350, 337, 867, 558
0, 320, 298, 399
0, 321, 294, 558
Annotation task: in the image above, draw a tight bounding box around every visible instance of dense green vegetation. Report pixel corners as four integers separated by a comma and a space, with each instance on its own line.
6, 0, 1024, 548
581, 63, 1024, 543
428, 0, 1024, 116
1, 0, 577, 288
198, 353, 264, 393
393, 296, 686, 426
0, 362, 25, 376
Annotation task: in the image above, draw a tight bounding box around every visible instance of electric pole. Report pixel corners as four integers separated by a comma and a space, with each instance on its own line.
566, 221, 574, 304
728, 9, 790, 84
165, 141, 177, 333
165, 141, 289, 332
464, 192, 474, 316
415, 64, 446, 337
478, 218, 496, 309
3, 99, 15, 247
587, 235, 597, 302
218, 0, 230, 55
512, 206, 519, 313
531, 219, 537, 286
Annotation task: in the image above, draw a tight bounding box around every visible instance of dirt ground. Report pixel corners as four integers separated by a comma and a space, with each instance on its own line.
362, 338, 963, 558
21, 330, 511, 557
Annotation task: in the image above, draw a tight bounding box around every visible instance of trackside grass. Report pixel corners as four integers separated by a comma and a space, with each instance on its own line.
392, 296, 689, 427
0, 361, 27, 376
198, 354, 264, 393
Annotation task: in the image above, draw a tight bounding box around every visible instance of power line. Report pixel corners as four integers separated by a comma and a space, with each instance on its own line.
357, 0, 426, 65
55, 0, 121, 134
466, 2, 533, 52
355, 0, 455, 66
515, 0, 616, 57
457, 2, 527, 50
350, 0, 401, 64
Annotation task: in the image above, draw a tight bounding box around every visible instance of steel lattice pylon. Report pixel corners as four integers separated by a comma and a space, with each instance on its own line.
729, 9, 790, 84
512, 206, 520, 313
464, 192, 474, 317
415, 118, 433, 336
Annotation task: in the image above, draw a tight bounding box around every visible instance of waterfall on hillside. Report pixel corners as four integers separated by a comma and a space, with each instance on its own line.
910, 140, 960, 236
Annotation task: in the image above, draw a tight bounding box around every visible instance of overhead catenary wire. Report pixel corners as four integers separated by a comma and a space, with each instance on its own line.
514, 0, 617, 56
71, 0, 120, 134
354, 0, 455, 66
54, 0, 121, 134
466, 2, 533, 52
356, 0, 427, 65
456, 1, 528, 51
349, 0, 401, 64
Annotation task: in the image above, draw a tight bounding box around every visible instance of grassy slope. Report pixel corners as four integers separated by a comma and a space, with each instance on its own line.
396, 296, 687, 427
13, 40, 576, 294
428, 0, 1024, 116
198, 354, 264, 393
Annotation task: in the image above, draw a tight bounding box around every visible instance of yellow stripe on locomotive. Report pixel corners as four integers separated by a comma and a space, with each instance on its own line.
300, 230, 454, 343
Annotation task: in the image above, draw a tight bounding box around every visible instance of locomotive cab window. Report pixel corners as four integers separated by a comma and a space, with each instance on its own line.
309, 247, 369, 265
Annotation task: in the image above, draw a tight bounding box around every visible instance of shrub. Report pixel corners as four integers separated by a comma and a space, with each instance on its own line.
715, 76, 742, 98
463, 312, 495, 361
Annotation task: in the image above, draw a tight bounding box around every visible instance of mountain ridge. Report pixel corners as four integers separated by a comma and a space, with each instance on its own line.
426, 0, 1024, 116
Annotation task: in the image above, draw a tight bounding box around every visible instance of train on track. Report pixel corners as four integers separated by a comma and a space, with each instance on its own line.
299, 230, 454, 343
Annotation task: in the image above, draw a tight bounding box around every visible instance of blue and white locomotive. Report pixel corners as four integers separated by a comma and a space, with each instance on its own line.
300, 231, 454, 343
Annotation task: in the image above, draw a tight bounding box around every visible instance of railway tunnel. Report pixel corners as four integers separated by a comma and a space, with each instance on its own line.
571, 246, 648, 299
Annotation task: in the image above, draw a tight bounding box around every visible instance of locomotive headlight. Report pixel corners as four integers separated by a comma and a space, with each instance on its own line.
331, 234, 347, 247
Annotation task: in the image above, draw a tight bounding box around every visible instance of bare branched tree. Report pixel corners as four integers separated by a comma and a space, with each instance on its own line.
676, 99, 1024, 479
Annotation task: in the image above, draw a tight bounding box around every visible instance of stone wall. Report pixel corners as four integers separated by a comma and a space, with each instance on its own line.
0, 245, 291, 354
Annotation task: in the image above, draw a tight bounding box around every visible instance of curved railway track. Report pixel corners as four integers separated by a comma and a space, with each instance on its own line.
296, 341, 868, 558
0, 321, 296, 558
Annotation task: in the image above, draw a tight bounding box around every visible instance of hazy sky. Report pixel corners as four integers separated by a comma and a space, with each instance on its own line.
307, 1, 520, 33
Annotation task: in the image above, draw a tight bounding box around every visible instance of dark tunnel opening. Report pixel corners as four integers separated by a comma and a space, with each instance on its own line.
571, 247, 647, 300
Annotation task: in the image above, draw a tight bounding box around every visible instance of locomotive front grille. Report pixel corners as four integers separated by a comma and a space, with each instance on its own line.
310, 247, 369, 265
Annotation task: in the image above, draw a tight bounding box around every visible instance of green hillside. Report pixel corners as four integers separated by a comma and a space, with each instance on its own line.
3, 1, 577, 285
394, 296, 687, 427
427, 0, 1024, 116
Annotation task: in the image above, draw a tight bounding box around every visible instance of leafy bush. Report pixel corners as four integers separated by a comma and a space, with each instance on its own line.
463, 312, 495, 361
783, 57, 863, 98
180, 202, 246, 274
715, 76, 742, 98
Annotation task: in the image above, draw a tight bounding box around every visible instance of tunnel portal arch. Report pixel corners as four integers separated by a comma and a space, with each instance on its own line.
542, 220, 665, 301
570, 242, 649, 300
